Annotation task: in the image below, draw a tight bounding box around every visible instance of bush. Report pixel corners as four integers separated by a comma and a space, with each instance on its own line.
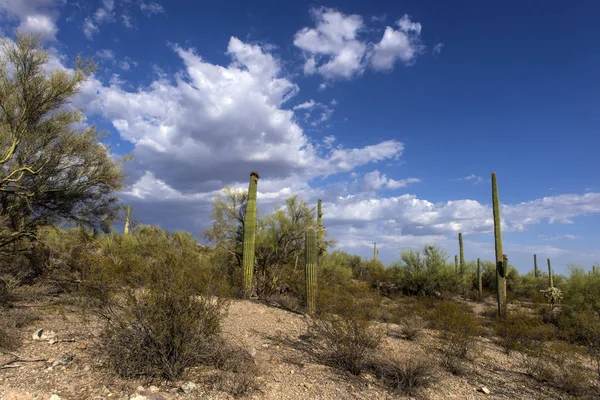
310, 312, 384, 375
428, 301, 481, 375
367, 355, 437, 395
207, 340, 261, 397
494, 309, 555, 355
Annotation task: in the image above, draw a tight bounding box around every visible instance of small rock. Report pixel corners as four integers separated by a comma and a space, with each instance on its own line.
32, 328, 57, 342
274, 376, 282, 383
52, 354, 74, 367
78, 343, 87, 350
83, 365, 91, 372
148, 386, 160, 393
180, 381, 196, 394
49, 395, 62, 400
304, 383, 313, 390
136, 386, 145, 392
248, 348, 257, 357
261, 344, 269, 348
478, 386, 491, 395
130, 396, 147, 400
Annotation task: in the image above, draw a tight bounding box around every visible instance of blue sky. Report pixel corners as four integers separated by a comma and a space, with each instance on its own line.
1, 0, 599, 275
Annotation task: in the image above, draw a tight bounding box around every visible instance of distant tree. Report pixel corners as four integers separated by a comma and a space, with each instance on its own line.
0, 34, 127, 258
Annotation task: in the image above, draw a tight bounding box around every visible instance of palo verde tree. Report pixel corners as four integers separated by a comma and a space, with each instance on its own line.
0, 34, 126, 272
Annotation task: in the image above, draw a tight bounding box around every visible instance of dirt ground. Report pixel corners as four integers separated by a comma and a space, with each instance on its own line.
1, 295, 598, 400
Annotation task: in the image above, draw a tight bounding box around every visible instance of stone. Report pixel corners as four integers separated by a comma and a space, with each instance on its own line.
32, 329, 57, 342
180, 381, 196, 394
49, 395, 62, 400
478, 386, 491, 395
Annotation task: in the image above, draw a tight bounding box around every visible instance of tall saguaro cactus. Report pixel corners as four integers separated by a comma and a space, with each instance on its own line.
547, 258, 554, 288
242, 172, 259, 298
124, 205, 131, 235
477, 258, 482, 298
534, 254, 538, 278
458, 233, 465, 275
373, 242, 377, 261
454, 255, 458, 273
492, 172, 507, 317
305, 227, 317, 315
317, 199, 326, 257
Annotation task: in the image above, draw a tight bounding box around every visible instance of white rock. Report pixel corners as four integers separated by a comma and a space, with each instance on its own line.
478, 386, 491, 395
148, 385, 160, 393
180, 381, 196, 394
32, 328, 57, 342
49, 395, 62, 400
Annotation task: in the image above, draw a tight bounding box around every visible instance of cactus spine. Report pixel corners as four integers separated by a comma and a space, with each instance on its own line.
534, 254, 538, 277
124, 205, 131, 235
373, 242, 377, 261
242, 172, 259, 298
492, 172, 507, 317
454, 255, 458, 273
458, 233, 465, 275
317, 199, 326, 257
477, 258, 482, 298
305, 227, 317, 315
547, 258, 554, 288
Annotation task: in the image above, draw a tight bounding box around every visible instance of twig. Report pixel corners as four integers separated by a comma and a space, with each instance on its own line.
0, 351, 47, 368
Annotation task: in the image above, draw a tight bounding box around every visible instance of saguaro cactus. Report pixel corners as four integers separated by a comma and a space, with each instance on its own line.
124, 205, 131, 235
373, 242, 377, 261
317, 199, 326, 257
547, 258, 554, 288
533, 254, 538, 278
458, 233, 465, 275
492, 172, 507, 317
242, 172, 259, 298
477, 258, 482, 298
305, 227, 317, 315
454, 255, 458, 273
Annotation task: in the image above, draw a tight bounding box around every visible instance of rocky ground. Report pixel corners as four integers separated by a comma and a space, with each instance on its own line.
1, 295, 598, 400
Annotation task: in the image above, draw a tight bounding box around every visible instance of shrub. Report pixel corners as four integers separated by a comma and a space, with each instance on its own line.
494, 309, 555, 355
428, 301, 481, 375
310, 312, 384, 375
367, 355, 437, 395
207, 341, 261, 397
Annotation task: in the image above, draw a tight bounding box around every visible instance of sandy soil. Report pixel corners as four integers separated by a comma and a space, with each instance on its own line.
1, 295, 598, 400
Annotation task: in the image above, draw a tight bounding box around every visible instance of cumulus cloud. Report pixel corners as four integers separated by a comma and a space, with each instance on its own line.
140, 1, 165, 16
360, 170, 419, 191
0, 0, 65, 41
293, 8, 425, 80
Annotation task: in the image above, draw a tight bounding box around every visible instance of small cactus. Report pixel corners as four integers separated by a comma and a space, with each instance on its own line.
540, 287, 563, 310
305, 227, 317, 315
477, 258, 482, 298
492, 172, 507, 317
242, 172, 259, 298
124, 205, 131, 235
547, 258, 554, 288
458, 233, 465, 275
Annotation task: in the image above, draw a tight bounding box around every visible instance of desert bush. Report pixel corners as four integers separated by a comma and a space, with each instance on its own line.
310, 312, 384, 375
428, 301, 481, 375
394, 316, 428, 341
0, 322, 20, 350
367, 354, 437, 395
207, 340, 261, 397
494, 309, 556, 355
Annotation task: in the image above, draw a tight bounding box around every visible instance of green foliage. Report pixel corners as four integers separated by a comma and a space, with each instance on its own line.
388, 245, 462, 297
494, 309, 556, 354
0, 34, 127, 258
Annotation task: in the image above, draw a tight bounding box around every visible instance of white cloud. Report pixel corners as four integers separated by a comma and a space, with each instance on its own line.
370, 15, 424, 70
456, 174, 485, 184
293, 100, 316, 110
140, 1, 165, 16
360, 170, 419, 191
294, 8, 426, 80
539, 234, 579, 241
0, 0, 65, 41
433, 42, 444, 54
96, 49, 116, 60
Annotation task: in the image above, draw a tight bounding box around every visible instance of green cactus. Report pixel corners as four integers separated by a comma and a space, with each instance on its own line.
492, 172, 507, 317
458, 232, 465, 275
455, 255, 458, 273
533, 254, 538, 278
242, 172, 259, 298
373, 242, 377, 261
593, 265, 597, 275
124, 205, 131, 235
305, 227, 317, 315
317, 199, 326, 257
477, 258, 482, 298
547, 258, 554, 288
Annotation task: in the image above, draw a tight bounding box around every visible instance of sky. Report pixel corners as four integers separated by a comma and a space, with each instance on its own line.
0, 0, 599, 275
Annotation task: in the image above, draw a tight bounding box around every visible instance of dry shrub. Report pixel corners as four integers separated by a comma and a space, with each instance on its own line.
0, 322, 20, 350
207, 341, 261, 397
310, 313, 384, 375
494, 309, 555, 355
367, 354, 437, 395
394, 317, 428, 341
0, 307, 40, 350
526, 342, 596, 396
428, 301, 481, 375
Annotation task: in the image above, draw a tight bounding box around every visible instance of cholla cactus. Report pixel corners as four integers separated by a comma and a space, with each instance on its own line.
540, 287, 563, 310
